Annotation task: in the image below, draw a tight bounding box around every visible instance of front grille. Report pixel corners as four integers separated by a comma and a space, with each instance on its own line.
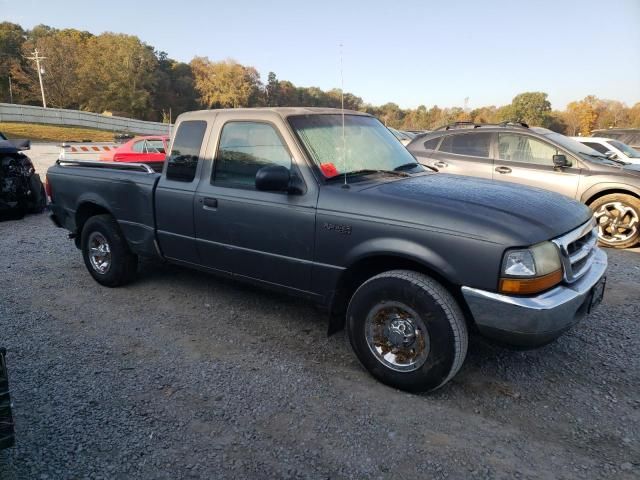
552, 219, 598, 283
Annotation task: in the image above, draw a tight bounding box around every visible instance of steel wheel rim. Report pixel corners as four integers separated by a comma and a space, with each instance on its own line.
364, 301, 430, 372
88, 232, 111, 274
594, 202, 639, 244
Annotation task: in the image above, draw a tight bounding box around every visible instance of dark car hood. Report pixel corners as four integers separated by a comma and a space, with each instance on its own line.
359, 174, 592, 246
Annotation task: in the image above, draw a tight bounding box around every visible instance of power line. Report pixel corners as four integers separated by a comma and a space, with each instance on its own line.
25, 48, 47, 108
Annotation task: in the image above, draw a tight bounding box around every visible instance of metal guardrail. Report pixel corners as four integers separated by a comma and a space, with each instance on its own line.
0, 103, 172, 136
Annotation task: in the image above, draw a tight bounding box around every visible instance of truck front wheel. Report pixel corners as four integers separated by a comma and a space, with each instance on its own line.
81, 214, 138, 287
346, 270, 468, 392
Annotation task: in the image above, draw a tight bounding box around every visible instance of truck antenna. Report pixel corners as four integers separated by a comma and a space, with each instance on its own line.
340, 43, 348, 188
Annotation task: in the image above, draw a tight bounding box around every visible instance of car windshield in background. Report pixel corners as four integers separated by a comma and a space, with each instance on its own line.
288, 114, 421, 179
609, 139, 640, 158
544, 132, 628, 165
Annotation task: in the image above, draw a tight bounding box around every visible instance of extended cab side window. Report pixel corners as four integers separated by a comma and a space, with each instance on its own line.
166, 121, 207, 182
213, 122, 292, 188
439, 132, 492, 157
498, 134, 557, 166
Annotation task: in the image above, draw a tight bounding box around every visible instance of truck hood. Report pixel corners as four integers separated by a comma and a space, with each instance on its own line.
359, 173, 592, 246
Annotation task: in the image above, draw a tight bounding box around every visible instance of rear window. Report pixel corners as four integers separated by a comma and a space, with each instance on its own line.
423, 137, 440, 150
166, 121, 207, 182
439, 132, 492, 157
582, 142, 609, 155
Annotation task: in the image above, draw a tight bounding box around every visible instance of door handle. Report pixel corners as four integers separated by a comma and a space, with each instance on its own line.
203, 197, 218, 208
495, 166, 512, 174
433, 161, 448, 168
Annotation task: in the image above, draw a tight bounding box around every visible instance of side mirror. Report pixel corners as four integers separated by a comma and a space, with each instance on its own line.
552, 154, 571, 168
255, 165, 291, 192
604, 150, 618, 160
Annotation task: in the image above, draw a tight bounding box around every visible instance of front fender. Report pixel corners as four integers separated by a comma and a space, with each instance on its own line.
581, 182, 640, 204
344, 237, 461, 285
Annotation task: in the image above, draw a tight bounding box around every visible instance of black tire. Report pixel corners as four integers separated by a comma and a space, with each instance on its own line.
27, 174, 46, 213
346, 270, 468, 393
81, 214, 138, 287
0, 348, 15, 450
589, 193, 640, 249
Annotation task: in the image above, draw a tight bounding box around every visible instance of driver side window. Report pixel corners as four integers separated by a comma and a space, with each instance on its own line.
498, 134, 558, 166
213, 122, 292, 188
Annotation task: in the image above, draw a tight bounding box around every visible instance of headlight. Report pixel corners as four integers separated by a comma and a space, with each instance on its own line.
499, 242, 563, 295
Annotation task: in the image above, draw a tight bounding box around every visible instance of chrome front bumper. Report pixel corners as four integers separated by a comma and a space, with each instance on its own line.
461, 248, 608, 348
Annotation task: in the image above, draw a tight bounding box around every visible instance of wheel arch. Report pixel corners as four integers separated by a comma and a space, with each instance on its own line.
327, 252, 472, 335
582, 184, 640, 206
74, 201, 113, 248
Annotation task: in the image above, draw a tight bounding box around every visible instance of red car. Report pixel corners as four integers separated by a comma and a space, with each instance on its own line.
101, 136, 169, 170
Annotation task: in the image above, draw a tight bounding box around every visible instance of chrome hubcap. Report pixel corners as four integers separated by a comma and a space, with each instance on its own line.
88, 232, 111, 274
365, 301, 429, 372
594, 202, 639, 244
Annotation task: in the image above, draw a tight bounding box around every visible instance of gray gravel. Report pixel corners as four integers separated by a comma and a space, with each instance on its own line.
0, 213, 638, 479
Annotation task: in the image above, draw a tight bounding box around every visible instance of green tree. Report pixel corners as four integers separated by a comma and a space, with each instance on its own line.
509, 92, 552, 126
76, 33, 158, 118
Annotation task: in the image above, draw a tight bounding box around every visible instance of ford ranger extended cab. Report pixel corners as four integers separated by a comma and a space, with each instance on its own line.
47, 108, 607, 392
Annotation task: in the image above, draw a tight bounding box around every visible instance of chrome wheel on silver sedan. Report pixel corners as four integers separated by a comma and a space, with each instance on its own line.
590, 194, 640, 249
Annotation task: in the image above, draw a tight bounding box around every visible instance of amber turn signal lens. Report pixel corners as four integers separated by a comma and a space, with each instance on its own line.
499, 269, 563, 295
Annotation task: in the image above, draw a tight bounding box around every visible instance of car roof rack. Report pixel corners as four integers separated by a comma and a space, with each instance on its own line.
434, 121, 530, 131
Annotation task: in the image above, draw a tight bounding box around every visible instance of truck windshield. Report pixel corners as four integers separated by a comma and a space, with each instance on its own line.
288, 114, 421, 179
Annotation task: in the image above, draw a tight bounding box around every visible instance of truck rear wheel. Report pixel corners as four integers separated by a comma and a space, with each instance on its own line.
0, 348, 15, 450
81, 214, 138, 287
346, 270, 468, 392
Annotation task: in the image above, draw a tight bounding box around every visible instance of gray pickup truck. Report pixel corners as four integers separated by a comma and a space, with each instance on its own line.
47, 108, 607, 392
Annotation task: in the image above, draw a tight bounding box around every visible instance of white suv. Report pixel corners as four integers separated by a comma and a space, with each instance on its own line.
572, 136, 640, 165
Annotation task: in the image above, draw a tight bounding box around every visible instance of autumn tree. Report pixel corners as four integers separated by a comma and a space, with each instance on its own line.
18, 28, 93, 109
0, 22, 27, 103
190, 57, 261, 109
566, 96, 599, 136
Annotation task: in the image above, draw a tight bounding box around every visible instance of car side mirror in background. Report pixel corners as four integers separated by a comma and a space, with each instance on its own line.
256, 165, 291, 192
604, 151, 618, 160
552, 154, 571, 168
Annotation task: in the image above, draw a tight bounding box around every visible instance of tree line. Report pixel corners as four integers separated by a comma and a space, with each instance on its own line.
1, 22, 639, 135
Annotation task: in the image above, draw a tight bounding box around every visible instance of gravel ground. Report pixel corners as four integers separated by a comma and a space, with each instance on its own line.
0, 213, 638, 479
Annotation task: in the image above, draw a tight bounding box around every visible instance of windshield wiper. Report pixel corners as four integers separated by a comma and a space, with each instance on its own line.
395, 161, 436, 172
326, 169, 409, 182
393, 162, 420, 171
583, 153, 629, 165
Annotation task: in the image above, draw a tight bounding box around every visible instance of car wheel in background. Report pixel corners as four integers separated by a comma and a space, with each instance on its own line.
590, 194, 640, 249
81, 214, 138, 287
27, 174, 46, 213
346, 270, 468, 393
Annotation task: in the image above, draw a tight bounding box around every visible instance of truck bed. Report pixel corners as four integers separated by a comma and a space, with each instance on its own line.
47, 160, 161, 257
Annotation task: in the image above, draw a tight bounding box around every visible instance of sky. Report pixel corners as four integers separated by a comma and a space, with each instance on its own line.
2, 0, 639, 110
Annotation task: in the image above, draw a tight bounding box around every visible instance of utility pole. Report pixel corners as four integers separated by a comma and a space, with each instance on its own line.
26, 49, 47, 108
8, 75, 13, 104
